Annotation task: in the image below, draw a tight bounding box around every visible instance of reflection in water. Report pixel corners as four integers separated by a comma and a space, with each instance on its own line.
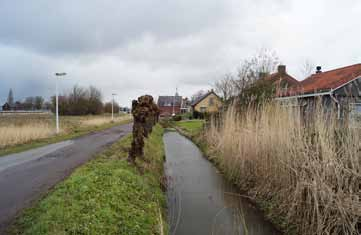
164, 131, 280, 235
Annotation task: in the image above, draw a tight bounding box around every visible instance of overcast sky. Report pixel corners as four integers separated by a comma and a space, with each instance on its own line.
1, 0, 361, 106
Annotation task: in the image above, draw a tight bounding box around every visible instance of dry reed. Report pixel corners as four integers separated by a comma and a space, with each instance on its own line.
0, 114, 132, 149
205, 102, 361, 235
80, 115, 131, 126
0, 124, 54, 148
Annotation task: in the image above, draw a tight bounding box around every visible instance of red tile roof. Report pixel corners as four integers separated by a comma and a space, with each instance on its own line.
265, 72, 299, 87
279, 63, 361, 97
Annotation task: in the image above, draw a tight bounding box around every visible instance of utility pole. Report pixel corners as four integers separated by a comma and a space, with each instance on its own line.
172, 87, 178, 117
55, 72, 66, 134
112, 93, 117, 121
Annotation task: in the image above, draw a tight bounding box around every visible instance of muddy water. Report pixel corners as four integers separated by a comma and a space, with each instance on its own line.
164, 131, 280, 235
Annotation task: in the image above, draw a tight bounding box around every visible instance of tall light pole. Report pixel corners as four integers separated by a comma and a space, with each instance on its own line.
55, 72, 66, 134
112, 93, 117, 121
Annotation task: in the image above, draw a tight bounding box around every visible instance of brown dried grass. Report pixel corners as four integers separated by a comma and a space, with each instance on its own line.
205, 102, 361, 235
80, 114, 131, 126
0, 114, 132, 149
0, 124, 53, 148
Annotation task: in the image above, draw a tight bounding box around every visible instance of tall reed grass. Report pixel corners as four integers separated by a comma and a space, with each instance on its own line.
0, 124, 53, 148
80, 114, 131, 126
0, 114, 132, 149
205, 102, 360, 235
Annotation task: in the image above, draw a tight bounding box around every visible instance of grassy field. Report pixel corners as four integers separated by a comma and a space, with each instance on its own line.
173, 119, 204, 137
0, 113, 132, 156
9, 124, 167, 235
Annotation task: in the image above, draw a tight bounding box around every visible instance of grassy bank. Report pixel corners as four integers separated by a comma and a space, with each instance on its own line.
0, 114, 132, 156
9, 124, 167, 235
173, 120, 204, 138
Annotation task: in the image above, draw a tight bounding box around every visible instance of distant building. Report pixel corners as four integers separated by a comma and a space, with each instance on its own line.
180, 97, 191, 113
277, 63, 361, 119
2, 102, 11, 111
120, 107, 131, 114
14, 101, 24, 111
191, 90, 223, 113
157, 95, 182, 117
264, 65, 299, 91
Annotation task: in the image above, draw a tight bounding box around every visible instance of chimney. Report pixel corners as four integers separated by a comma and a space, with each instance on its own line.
278, 65, 286, 74
316, 66, 322, 74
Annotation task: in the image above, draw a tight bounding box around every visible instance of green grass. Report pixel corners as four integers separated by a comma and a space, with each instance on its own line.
173, 120, 204, 137
9, 124, 167, 235
0, 116, 132, 157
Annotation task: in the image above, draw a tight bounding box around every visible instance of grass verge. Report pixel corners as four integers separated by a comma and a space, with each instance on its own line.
172, 120, 204, 138
0, 118, 132, 157
9, 124, 167, 235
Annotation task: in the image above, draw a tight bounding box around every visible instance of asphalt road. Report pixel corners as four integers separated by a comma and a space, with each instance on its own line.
0, 123, 132, 234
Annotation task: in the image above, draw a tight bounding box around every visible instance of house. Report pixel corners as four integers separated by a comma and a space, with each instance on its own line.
264, 65, 299, 92
14, 101, 24, 111
191, 90, 223, 113
2, 102, 11, 111
157, 95, 182, 117
180, 98, 191, 113
277, 63, 361, 119
120, 107, 131, 114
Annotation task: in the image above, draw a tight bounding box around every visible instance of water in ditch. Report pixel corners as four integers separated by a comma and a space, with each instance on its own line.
164, 131, 281, 235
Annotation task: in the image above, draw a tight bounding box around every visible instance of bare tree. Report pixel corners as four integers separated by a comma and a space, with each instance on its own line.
34, 96, 44, 110
23, 97, 35, 110
88, 86, 103, 114
234, 48, 280, 94
300, 59, 315, 79
104, 101, 119, 113
191, 90, 206, 102
214, 73, 236, 101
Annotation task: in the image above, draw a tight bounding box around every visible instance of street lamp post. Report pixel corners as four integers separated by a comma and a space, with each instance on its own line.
55, 72, 66, 134
112, 93, 117, 121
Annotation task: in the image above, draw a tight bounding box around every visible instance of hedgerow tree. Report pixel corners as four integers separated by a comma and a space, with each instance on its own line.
51, 85, 104, 115
213, 48, 280, 109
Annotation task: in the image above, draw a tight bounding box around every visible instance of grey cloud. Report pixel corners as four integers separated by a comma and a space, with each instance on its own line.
0, 0, 228, 56
1, 0, 361, 106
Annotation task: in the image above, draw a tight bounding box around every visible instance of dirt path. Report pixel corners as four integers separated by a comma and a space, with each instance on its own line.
0, 123, 132, 234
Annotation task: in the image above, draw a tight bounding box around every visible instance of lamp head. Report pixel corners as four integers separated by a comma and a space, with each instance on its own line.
55, 72, 67, 76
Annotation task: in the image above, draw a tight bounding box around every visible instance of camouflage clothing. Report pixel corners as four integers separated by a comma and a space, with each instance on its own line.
128, 95, 159, 163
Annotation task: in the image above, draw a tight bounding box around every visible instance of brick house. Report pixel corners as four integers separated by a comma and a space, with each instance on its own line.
157, 95, 182, 117
264, 65, 299, 92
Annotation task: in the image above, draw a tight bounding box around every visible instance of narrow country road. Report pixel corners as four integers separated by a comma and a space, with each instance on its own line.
0, 123, 132, 234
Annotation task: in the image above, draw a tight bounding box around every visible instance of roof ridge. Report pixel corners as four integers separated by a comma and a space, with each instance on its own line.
314, 63, 361, 75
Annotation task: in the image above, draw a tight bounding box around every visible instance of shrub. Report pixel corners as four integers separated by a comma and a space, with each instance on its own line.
192, 111, 207, 119
172, 115, 182, 121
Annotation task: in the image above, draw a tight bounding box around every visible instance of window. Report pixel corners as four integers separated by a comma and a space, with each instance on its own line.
200, 107, 207, 112
209, 97, 214, 106
350, 103, 361, 117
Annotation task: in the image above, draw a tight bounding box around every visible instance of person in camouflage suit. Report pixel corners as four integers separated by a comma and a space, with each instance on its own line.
128, 95, 159, 163
143, 95, 160, 137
